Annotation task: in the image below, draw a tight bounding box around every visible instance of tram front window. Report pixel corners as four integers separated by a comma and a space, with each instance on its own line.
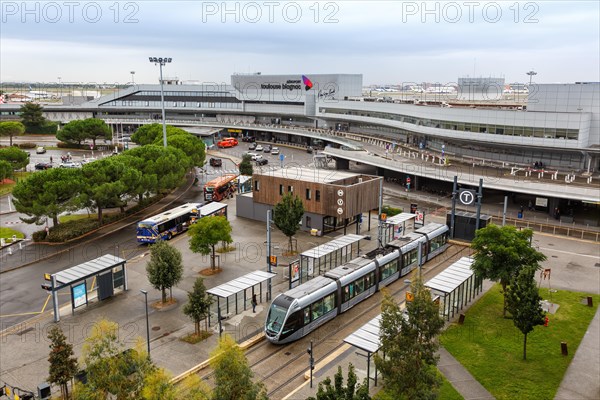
265, 296, 293, 335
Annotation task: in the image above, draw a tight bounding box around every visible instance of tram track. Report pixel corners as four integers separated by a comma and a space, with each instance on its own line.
195, 244, 471, 398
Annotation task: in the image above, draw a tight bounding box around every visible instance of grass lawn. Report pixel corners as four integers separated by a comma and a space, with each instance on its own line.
441, 284, 599, 400
0, 171, 32, 196
59, 213, 95, 223
0, 227, 25, 242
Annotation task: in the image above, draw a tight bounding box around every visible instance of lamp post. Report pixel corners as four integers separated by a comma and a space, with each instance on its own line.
148, 57, 172, 147
526, 70, 537, 86
140, 289, 150, 358
130, 71, 135, 85
57, 77, 62, 97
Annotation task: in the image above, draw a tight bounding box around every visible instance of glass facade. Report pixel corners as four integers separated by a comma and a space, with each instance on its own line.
320, 107, 579, 140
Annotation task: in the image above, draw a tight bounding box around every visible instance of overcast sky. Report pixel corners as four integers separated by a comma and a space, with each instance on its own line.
1, 1, 598, 86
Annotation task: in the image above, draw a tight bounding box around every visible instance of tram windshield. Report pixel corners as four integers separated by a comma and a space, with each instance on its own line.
265, 296, 293, 334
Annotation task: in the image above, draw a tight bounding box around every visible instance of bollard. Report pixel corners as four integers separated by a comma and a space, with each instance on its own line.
458, 314, 466, 325
587, 296, 593, 307
7, 247, 12, 256
561, 342, 568, 356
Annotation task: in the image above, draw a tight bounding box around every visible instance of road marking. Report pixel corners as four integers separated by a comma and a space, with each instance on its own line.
539, 247, 599, 259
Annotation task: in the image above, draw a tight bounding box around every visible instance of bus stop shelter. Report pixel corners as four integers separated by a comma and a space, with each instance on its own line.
344, 314, 382, 389
47, 254, 127, 322
382, 213, 416, 245
207, 270, 276, 324
296, 234, 366, 287
424, 257, 482, 320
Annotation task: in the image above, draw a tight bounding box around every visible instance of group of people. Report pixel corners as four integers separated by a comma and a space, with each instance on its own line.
60, 152, 72, 163
533, 161, 545, 169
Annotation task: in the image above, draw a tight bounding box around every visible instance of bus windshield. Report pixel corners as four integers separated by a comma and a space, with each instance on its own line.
137, 222, 154, 230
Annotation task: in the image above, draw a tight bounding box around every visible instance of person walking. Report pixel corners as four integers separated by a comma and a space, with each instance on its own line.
251, 294, 257, 313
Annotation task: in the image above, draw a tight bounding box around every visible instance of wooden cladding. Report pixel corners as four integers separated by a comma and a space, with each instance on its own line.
252, 173, 381, 219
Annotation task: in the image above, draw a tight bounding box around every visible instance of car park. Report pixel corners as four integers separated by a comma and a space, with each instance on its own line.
34, 162, 53, 170
255, 144, 264, 152
248, 142, 257, 150
209, 158, 222, 167
256, 158, 268, 166
271, 147, 280, 155
36, 146, 46, 154
263, 145, 272, 153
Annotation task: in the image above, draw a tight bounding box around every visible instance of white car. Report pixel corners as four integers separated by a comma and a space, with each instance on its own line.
271, 147, 280, 155
255, 144, 264, 152
59, 161, 81, 168
252, 154, 263, 161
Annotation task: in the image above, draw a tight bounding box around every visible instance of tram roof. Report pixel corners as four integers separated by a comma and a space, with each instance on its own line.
285, 276, 334, 299
206, 270, 276, 298
301, 234, 366, 259
325, 256, 374, 280
424, 257, 474, 294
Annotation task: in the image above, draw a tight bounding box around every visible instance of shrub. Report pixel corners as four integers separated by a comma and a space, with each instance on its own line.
17, 142, 37, 149
382, 205, 403, 217
45, 219, 100, 242
26, 122, 58, 135
32, 229, 48, 242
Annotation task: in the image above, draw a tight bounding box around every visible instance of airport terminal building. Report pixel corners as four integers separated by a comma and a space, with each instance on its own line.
1, 73, 599, 177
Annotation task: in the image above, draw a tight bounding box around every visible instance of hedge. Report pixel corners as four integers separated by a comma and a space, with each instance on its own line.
17, 142, 37, 149
25, 122, 58, 135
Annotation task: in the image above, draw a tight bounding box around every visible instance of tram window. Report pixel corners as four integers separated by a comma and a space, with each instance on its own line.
355, 279, 364, 295
323, 293, 335, 313
303, 307, 311, 324
312, 299, 324, 320
282, 311, 302, 335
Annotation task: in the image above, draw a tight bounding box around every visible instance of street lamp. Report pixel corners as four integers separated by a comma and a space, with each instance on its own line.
130, 71, 135, 85
140, 289, 150, 358
57, 77, 62, 97
526, 70, 537, 86
148, 57, 172, 147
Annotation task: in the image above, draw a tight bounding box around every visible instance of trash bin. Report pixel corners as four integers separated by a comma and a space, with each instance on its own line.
37, 382, 51, 399
517, 212, 523, 219
310, 229, 318, 236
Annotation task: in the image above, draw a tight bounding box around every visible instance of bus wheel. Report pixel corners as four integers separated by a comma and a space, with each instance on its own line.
167, 232, 173, 240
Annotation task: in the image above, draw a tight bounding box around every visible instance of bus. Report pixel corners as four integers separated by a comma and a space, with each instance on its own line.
204, 174, 238, 202
136, 203, 201, 243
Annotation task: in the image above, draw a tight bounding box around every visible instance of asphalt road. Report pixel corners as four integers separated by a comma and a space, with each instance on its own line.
0, 144, 317, 330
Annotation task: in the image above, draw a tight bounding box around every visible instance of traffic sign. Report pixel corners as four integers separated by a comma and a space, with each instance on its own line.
459, 189, 476, 205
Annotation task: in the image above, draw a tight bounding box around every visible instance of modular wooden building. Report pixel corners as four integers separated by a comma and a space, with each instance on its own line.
236, 168, 382, 234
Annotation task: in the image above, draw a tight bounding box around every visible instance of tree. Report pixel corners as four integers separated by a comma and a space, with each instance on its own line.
0, 121, 25, 147
160, 132, 205, 167
471, 224, 546, 317
0, 160, 12, 181
506, 266, 545, 360
210, 335, 268, 400
183, 277, 213, 335
131, 123, 163, 145
81, 157, 141, 223
188, 216, 233, 271
272, 192, 304, 253
74, 319, 153, 400
141, 368, 177, 400
146, 241, 184, 303
20, 102, 47, 130
57, 119, 87, 144
82, 118, 112, 146
375, 281, 445, 400
307, 364, 371, 400
47, 326, 78, 400
239, 154, 253, 176
12, 167, 85, 225
0, 146, 29, 171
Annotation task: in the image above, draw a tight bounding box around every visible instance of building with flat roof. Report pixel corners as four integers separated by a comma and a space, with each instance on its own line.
236, 168, 382, 234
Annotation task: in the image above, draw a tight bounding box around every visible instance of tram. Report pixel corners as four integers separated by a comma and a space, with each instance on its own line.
265, 223, 449, 344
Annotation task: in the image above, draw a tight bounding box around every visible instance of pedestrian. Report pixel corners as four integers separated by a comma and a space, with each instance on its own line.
251, 294, 257, 313
49, 156, 53, 164
528, 200, 533, 211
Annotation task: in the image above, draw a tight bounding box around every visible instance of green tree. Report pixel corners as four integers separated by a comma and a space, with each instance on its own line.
141, 368, 177, 400
146, 241, 184, 303
307, 364, 371, 400
0, 121, 25, 147
471, 224, 547, 317
82, 118, 112, 146
239, 154, 253, 176
74, 319, 153, 400
375, 281, 445, 400
81, 157, 141, 223
188, 216, 233, 271
506, 266, 546, 360
131, 123, 163, 145
12, 167, 84, 225
0, 146, 29, 171
0, 160, 12, 181
160, 132, 205, 167
20, 102, 47, 130
183, 277, 213, 335
273, 192, 304, 253
57, 119, 86, 144
47, 326, 78, 400
210, 335, 268, 400
174, 375, 211, 400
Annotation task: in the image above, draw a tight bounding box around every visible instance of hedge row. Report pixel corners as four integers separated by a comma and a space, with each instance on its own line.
17, 142, 37, 149
25, 123, 58, 135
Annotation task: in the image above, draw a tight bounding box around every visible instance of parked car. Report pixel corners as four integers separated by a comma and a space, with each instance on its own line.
209, 158, 222, 167
255, 144, 264, 152
256, 158, 268, 166
35, 162, 53, 170
307, 146, 314, 154
241, 136, 255, 142
263, 145, 272, 153
36, 146, 46, 154
59, 161, 81, 169
248, 142, 257, 150
271, 147, 280, 155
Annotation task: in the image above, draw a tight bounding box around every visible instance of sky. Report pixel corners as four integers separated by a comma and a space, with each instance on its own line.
1, 1, 598, 86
